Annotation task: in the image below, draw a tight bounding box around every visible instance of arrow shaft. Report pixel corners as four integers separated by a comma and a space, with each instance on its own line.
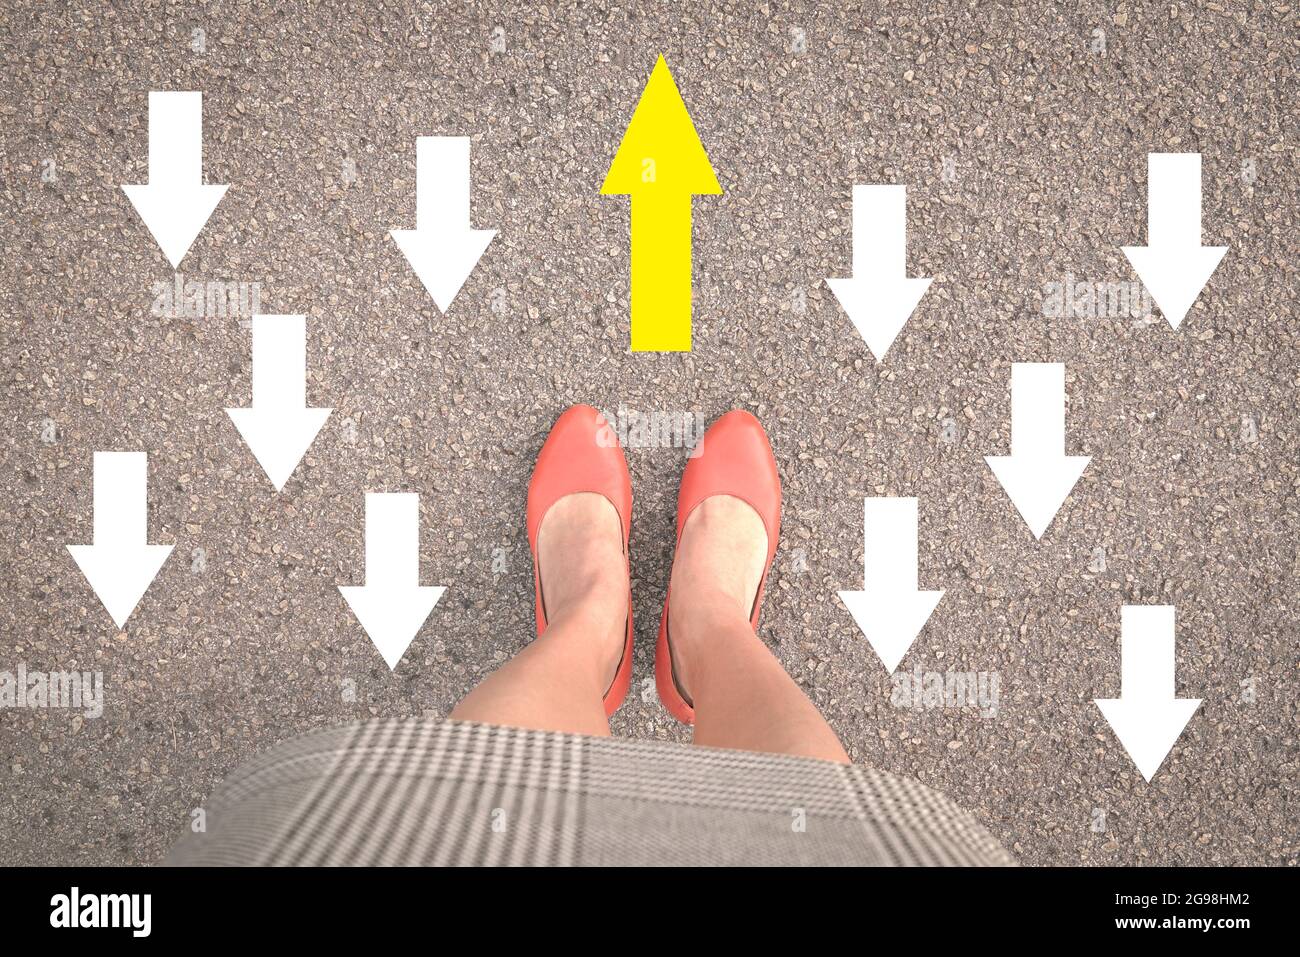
863, 497, 920, 592
364, 493, 420, 588
852, 184, 908, 278
1147, 153, 1202, 248
148, 91, 203, 186
250, 315, 307, 409
93, 451, 148, 546
415, 136, 472, 229
630, 192, 693, 351
1120, 605, 1176, 700
1010, 362, 1066, 456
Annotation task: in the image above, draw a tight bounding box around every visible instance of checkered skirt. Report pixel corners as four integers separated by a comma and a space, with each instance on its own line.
167, 718, 1015, 866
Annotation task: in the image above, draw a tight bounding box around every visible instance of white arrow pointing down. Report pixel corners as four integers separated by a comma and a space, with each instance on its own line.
339, 493, 445, 670
67, 452, 173, 628
390, 136, 496, 312
122, 91, 228, 269
984, 362, 1091, 539
225, 314, 331, 492
1121, 152, 1226, 329
838, 497, 944, 673
1094, 605, 1202, 782
826, 184, 933, 362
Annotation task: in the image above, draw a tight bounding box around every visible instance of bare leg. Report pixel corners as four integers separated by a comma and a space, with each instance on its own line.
669, 496, 851, 763
451, 493, 626, 737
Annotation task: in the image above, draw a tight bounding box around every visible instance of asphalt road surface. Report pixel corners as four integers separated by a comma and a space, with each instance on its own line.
1, 1, 1295, 865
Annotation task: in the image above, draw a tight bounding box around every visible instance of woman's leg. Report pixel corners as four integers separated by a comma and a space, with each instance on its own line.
450, 493, 627, 737
669, 496, 851, 763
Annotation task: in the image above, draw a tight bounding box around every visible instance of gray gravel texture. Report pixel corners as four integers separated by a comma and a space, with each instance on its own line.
1, 1, 1296, 866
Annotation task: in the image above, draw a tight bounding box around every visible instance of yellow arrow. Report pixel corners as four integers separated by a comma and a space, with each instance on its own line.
602, 55, 722, 352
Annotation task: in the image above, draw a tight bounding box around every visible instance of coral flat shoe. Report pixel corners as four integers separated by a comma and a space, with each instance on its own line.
527, 404, 634, 717
655, 410, 782, 724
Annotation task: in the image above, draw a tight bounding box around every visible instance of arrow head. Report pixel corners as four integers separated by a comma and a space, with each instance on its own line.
839, 588, 944, 673
226, 406, 331, 492
1094, 696, 1202, 782
390, 227, 495, 312
826, 275, 932, 361
339, 585, 445, 670
67, 543, 173, 629
1121, 244, 1226, 329
602, 56, 721, 196
984, 454, 1090, 539
122, 183, 228, 268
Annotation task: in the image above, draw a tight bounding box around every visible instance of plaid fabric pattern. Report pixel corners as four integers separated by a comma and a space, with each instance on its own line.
167, 718, 1015, 867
